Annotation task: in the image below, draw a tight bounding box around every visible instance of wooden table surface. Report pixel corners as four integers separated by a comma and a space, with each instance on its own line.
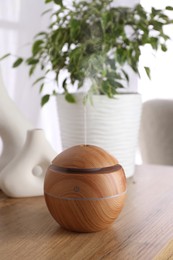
1, 164, 173, 260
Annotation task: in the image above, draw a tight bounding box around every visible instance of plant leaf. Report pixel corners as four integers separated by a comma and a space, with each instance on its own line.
41, 9, 52, 16
62, 78, 67, 91
0, 53, 11, 61
29, 65, 36, 76
114, 81, 125, 89
54, 0, 63, 6
34, 32, 47, 39
32, 76, 45, 86
65, 93, 76, 103
144, 66, 151, 80
45, 0, 52, 3
150, 37, 159, 50
52, 90, 57, 96
39, 83, 44, 93
32, 40, 43, 56
122, 69, 129, 83
12, 58, 23, 68
161, 44, 167, 52
166, 6, 173, 11
41, 94, 50, 106
26, 57, 39, 65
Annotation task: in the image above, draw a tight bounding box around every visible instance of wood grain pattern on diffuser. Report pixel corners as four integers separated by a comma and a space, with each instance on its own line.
44, 193, 126, 232
44, 145, 126, 232
44, 168, 126, 199
52, 144, 119, 168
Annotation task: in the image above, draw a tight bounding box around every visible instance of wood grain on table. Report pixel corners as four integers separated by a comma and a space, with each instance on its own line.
0, 165, 173, 260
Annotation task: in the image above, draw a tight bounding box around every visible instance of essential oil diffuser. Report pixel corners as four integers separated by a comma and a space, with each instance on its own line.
44, 145, 126, 232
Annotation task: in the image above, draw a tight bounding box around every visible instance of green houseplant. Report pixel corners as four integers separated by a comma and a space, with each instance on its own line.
1, 0, 173, 177
4, 0, 173, 105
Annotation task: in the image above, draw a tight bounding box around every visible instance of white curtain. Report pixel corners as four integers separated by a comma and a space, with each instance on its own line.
0, 0, 61, 152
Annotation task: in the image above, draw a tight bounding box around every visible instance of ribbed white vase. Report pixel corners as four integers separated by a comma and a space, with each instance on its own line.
56, 93, 142, 178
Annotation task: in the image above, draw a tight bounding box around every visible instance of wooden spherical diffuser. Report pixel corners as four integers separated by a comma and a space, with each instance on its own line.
44, 145, 126, 232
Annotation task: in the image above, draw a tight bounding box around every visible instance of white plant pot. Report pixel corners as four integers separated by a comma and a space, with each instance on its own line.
56, 93, 142, 178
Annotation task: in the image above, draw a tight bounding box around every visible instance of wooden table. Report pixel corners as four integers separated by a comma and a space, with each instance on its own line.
1, 164, 173, 260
